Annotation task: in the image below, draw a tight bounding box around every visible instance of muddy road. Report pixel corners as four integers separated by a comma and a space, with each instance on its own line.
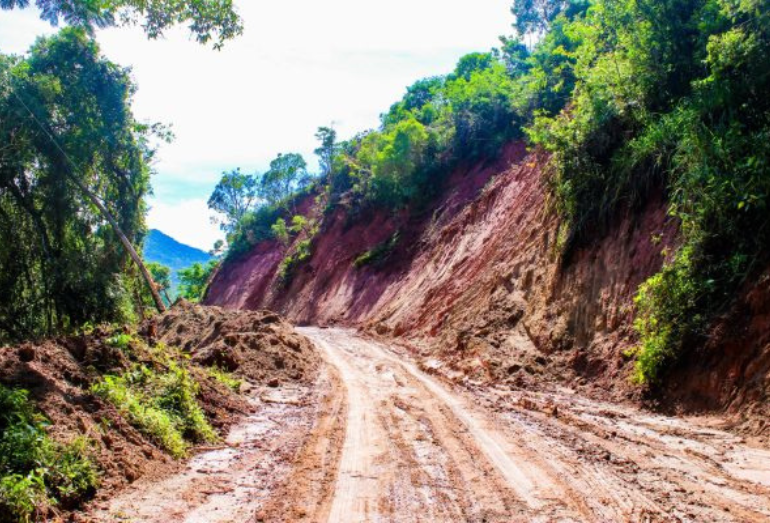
88, 328, 770, 522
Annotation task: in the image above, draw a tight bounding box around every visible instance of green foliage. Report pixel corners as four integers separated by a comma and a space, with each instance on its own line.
314, 127, 338, 179
511, 0, 588, 35
271, 218, 289, 246
260, 153, 310, 210
224, 204, 283, 259
0, 0, 243, 49
147, 263, 172, 295
208, 169, 259, 234
278, 239, 312, 285
353, 232, 400, 268
529, 0, 770, 382
106, 332, 135, 351
92, 361, 216, 458
207, 367, 241, 393
0, 28, 155, 342
178, 260, 219, 302
0, 385, 98, 522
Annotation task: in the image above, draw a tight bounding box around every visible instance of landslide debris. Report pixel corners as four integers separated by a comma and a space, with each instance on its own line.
0, 301, 317, 520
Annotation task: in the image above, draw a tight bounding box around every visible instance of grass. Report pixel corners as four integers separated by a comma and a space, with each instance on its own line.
0, 385, 98, 523
92, 361, 217, 459
208, 367, 242, 392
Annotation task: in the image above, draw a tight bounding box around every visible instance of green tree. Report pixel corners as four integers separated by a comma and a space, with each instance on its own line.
178, 260, 218, 302
260, 153, 308, 209
314, 127, 338, 179
0, 0, 242, 49
207, 168, 258, 233
0, 28, 161, 340
147, 262, 172, 305
511, 0, 587, 36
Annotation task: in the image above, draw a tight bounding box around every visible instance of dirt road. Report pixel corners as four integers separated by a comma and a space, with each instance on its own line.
88, 328, 770, 522
288, 328, 770, 522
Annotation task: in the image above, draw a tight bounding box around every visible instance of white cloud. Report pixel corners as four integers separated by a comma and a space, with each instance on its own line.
146, 198, 224, 251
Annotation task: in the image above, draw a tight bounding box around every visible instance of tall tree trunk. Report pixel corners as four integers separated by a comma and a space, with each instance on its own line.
66, 173, 166, 313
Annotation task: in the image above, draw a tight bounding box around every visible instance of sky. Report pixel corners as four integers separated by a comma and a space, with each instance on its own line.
0, 0, 514, 250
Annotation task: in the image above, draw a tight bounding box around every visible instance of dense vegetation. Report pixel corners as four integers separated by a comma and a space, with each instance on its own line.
526, 0, 770, 382
92, 341, 218, 458
0, 1, 240, 343
0, 29, 155, 342
0, 0, 242, 49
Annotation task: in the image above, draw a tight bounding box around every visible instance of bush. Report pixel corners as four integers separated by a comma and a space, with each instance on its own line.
530, 0, 770, 383
278, 239, 313, 285
0, 385, 98, 522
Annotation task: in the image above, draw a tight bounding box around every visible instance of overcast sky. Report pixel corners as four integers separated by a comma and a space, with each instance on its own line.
0, 1, 513, 250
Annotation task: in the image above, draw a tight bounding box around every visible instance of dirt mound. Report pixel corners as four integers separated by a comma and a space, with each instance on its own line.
0, 303, 317, 518
149, 300, 319, 385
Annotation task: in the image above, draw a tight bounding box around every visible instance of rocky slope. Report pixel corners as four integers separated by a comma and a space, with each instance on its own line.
206, 142, 769, 437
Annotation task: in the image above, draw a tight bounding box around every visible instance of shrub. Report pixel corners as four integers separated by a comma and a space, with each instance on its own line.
106, 333, 135, 351
278, 239, 313, 285
208, 367, 242, 393
0, 385, 97, 522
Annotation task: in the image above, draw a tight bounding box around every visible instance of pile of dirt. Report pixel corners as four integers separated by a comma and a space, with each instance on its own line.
148, 300, 319, 386
0, 302, 318, 518
206, 140, 768, 438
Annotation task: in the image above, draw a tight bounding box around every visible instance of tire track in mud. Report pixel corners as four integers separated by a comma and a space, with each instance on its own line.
89, 327, 770, 522
301, 327, 584, 521
299, 327, 770, 523
257, 365, 346, 522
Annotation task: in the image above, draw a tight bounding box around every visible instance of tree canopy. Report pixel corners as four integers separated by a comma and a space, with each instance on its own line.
0, 0, 242, 48
208, 169, 258, 234
0, 28, 156, 341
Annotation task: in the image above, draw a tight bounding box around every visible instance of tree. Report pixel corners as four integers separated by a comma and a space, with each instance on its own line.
510, 0, 587, 37
259, 153, 307, 209
0, 28, 163, 340
450, 52, 495, 81
147, 262, 173, 305
0, 0, 242, 49
178, 260, 218, 302
314, 127, 338, 179
207, 168, 258, 233
209, 239, 225, 257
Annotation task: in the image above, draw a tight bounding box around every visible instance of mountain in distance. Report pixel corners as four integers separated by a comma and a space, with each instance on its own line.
143, 229, 212, 292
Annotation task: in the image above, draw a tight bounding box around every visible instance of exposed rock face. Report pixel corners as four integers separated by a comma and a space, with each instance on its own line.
207, 141, 768, 435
